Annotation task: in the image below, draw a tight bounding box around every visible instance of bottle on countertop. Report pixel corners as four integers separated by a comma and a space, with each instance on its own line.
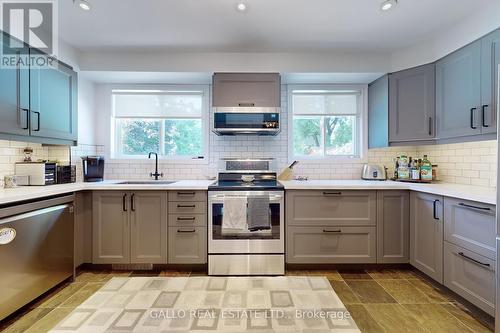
397, 155, 410, 179
411, 159, 420, 180
420, 155, 433, 181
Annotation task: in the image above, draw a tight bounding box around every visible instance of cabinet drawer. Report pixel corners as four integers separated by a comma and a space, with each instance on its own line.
444, 242, 495, 316
168, 201, 207, 214
168, 227, 207, 264
286, 191, 376, 226
444, 197, 495, 259
168, 214, 207, 227
286, 226, 376, 264
168, 191, 207, 202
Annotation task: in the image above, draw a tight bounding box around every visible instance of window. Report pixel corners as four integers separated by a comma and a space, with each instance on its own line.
111, 86, 209, 159
289, 85, 365, 160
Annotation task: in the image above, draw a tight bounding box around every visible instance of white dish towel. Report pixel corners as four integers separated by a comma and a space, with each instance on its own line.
222, 196, 248, 230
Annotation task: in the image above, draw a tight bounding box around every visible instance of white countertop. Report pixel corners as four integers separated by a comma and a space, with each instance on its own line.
0, 180, 215, 206
0, 179, 496, 206
281, 180, 497, 205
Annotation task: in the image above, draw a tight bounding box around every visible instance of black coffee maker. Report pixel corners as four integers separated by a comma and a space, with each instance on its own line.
81, 156, 105, 182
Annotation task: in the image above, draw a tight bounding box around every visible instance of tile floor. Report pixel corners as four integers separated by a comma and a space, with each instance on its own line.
0, 267, 494, 333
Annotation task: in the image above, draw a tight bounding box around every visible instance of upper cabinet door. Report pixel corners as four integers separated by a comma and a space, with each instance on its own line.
0, 32, 30, 136
389, 64, 436, 142
29, 48, 78, 143
368, 75, 389, 148
212, 73, 280, 108
436, 40, 482, 139
480, 28, 500, 134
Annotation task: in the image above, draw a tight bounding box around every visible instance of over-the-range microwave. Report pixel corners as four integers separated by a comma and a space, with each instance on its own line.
212, 108, 280, 135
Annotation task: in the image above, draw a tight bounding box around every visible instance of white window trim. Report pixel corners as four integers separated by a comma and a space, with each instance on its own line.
109, 84, 210, 164
287, 84, 368, 164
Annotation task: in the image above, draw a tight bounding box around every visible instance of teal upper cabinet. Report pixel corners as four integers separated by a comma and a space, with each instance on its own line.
389, 63, 436, 143
436, 40, 482, 140
0, 32, 30, 137
368, 75, 389, 148
480, 28, 500, 134
29, 48, 78, 143
0, 32, 77, 146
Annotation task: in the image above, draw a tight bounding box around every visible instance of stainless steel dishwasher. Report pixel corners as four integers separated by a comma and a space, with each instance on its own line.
0, 194, 74, 321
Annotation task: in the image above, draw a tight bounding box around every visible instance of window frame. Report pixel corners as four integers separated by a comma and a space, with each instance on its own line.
287, 84, 368, 163
110, 85, 210, 162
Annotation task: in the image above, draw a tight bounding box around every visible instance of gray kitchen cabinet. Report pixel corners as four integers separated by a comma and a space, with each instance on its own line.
480, 28, 500, 134
93, 191, 168, 264
410, 192, 443, 283
444, 242, 495, 316
389, 64, 435, 142
436, 40, 482, 139
0, 32, 30, 137
92, 191, 130, 264
444, 197, 495, 260
286, 190, 376, 227
168, 227, 207, 264
212, 73, 280, 108
130, 192, 167, 263
29, 48, 78, 144
368, 75, 389, 148
377, 191, 410, 263
286, 226, 376, 264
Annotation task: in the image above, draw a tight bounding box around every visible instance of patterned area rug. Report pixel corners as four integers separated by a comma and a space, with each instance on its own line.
49, 276, 360, 332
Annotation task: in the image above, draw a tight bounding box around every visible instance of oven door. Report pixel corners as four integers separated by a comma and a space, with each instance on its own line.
208, 190, 284, 254
212, 112, 280, 135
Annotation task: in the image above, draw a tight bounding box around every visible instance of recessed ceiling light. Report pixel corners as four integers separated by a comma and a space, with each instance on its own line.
235, 2, 248, 12
74, 0, 91, 11
381, 0, 397, 11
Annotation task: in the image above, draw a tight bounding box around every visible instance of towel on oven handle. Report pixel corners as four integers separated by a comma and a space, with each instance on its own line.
222, 196, 248, 231
247, 195, 271, 231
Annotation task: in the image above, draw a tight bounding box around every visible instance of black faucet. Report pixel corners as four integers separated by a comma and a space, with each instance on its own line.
148, 152, 163, 180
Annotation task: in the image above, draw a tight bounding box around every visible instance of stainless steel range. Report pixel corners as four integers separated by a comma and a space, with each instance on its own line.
208, 158, 284, 275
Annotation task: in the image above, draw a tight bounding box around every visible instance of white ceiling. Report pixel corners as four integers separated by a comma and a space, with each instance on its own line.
59, 0, 494, 53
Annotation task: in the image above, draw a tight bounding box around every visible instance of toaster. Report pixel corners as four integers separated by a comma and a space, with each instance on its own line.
361, 164, 386, 181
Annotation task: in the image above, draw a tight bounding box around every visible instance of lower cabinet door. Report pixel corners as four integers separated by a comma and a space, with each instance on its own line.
286, 226, 376, 264
130, 192, 167, 264
444, 241, 495, 316
168, 227, 207, 264
92, 191, 130, 264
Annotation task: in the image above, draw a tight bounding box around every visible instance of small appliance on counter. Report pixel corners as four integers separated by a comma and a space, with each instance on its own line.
57, 165, 76, 184
361, 164, 387, 181
15, 162, 57, 185
82, 156, 105, 182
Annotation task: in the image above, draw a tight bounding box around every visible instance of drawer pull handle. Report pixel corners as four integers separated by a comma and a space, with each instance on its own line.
323, 229, 341, 233
323, 192, 342, 196
458, 203, 491, 211
177, 192, 196, 196
177, 229, 196, 233
177, 217, 196, 221
433, 199, 439, 220
457, 252, 490, 267
177, 204, 196, 208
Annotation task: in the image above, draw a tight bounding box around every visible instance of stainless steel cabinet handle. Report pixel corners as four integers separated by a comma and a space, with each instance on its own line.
433, 199, 439, 220
322, 229, 341, 233
177, 191, 195, 196
130, 193, 135, 212
457, 252, 490, 267
122, 194, 127, 211
323, 191, 342, 196
482, 105, 489, 127
458, 202, 491, 211
32, 111, 40, 131
177, 229, 196, 233
177, 204, 196, 208
428, 117, 432, 136
177, 217, 196, 221
470, 107, 477, 129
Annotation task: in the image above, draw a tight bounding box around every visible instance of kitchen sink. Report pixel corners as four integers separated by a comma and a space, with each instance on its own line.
116, 180, 177, 185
